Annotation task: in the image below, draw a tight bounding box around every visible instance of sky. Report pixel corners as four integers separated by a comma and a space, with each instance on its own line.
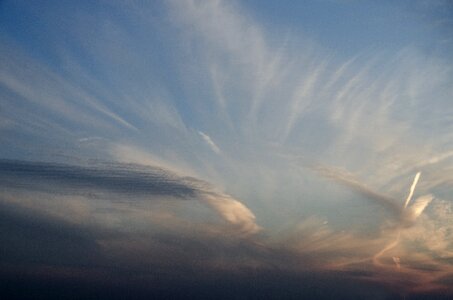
1, 0, 453, 299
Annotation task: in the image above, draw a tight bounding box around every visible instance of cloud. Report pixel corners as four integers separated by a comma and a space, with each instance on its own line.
311, 164, 438, 226
0, 159, 199, 199
402, 194, 433, 224
0, 158, 452, 296
311, 164, 402, 215
78, 136, 107, 143
0, 41, 138, 133
0, 200, 102, 267
0, 159, 259, 236
201, 192, 260, 235
109, 143, 198, 178
403, 172, 421, 209
0, 0, 452, 298
198, 131, 221, 154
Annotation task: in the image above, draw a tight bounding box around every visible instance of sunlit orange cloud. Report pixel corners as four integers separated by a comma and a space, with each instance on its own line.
287, 203, 453, 295
257, 168, 452, 296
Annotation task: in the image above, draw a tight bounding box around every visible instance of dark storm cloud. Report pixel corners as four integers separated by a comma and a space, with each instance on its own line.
0, 201, 101, 267
0, 159, 202, 199
0, 211, 398, 300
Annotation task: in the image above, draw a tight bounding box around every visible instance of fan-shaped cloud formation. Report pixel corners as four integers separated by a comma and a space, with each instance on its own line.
0, 0, 452, 298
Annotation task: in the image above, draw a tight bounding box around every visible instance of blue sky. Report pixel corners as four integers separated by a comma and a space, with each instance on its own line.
1, 1, 453, 298
243, 0, 453, 55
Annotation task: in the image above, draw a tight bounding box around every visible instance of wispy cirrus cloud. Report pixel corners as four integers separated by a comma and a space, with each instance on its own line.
1, 0, 452, 298
198, 131, 221, 154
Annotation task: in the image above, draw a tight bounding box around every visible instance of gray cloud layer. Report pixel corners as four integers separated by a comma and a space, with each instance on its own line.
0, 159, 260, 235
0, 159, 200, 198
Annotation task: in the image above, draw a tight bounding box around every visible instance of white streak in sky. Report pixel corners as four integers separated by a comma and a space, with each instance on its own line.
78, 137, 105, 143
282, 62, 326, 141
198, 131, 221, 154
403, 172, 421, 209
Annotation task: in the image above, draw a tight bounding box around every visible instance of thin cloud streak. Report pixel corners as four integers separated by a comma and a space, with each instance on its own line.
198, 131, 221, 154
404, 172, 421, 209
311, 164, 402, 214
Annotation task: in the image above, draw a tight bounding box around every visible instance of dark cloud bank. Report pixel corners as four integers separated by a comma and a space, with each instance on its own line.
0, 159, 452, 299
0, 159, 201, 198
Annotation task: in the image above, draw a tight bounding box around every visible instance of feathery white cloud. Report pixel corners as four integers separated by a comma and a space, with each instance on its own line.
198, 131, 221, 154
